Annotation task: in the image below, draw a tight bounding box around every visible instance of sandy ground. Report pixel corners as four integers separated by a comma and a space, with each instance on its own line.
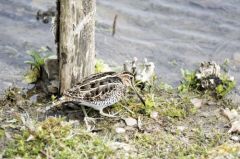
0, 0, 240, 92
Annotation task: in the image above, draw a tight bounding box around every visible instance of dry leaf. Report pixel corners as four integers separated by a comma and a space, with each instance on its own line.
220, 108, 240, 133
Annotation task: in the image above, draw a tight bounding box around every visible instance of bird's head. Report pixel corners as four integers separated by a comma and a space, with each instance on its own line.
117, 71, 145, 106
117, 71, 134, 87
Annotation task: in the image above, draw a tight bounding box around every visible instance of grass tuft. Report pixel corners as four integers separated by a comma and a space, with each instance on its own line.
4, 117, 113, 159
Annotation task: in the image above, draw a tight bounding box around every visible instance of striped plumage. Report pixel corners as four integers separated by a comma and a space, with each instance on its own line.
48, 71, 145, 117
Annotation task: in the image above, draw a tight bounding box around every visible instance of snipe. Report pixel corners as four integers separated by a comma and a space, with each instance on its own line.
47, 71, 145, 117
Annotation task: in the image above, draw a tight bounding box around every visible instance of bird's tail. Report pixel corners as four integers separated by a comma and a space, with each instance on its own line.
45, 96, 69, 111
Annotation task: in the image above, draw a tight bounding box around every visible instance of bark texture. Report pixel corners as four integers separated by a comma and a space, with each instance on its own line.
59, 0, 96, 94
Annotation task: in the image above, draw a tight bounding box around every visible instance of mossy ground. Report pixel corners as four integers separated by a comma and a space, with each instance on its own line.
0, 85, 239, 158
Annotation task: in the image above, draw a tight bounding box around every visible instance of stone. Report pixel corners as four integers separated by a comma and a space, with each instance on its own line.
26, 134, 35, 142
190, 98, 203, 109
124, 117, 137, 127
230, 135, 240, 142
177, 126, 186, 132
150, 111, 158, 119
115, 127, 126, 134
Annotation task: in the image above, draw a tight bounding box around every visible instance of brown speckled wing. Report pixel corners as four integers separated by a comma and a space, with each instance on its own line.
79, 72, 117, 85
63, 74, 124, 102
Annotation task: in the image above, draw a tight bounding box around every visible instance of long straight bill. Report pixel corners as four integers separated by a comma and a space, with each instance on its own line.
131, 79, 145, 106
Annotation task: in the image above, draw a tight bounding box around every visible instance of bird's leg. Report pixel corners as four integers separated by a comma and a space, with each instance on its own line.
99, 108, 119, 118
122, 98, 134, 115
81, 105, 96, 131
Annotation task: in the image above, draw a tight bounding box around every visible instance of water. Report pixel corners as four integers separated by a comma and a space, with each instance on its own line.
0, 0, 240, 92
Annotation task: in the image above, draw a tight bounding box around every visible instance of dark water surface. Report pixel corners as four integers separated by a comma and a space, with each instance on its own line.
1, 0, 240, 92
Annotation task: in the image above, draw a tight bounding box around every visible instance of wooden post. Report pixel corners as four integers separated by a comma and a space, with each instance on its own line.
58, 0, 96, 94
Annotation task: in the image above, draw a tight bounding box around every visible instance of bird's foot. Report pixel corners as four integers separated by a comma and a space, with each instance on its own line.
84, 116, 96, 131
99, 109, 120, 118
84, 116, 103, 131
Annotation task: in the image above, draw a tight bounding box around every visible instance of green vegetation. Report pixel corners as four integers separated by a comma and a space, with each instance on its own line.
24, 50, 51, 84
0, 59, 239, 158
178, 69, 236, 98
132, 128, 228, 159
206, 143, 240, 159
142, 94, 155, 115
158, 95, 197, 118
95, 58, 110, 73
159, 82, 173, 92
4, 117, 113, 159
0, 83, 238, 158
178, 69, 199, 93
216, 74, 236, 97
0, 128, 4, 139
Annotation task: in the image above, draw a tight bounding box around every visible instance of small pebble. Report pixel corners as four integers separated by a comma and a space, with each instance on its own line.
124, 117, 137, 127
150, 111, 158, 119
190, 98, 203, 108
230, 135, 240, 142
26, 134, 35, 142
115, 127, 126, 134
177, 126, 186, 132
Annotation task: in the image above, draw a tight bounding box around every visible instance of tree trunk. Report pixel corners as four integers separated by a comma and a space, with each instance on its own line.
58, 0, 96, 94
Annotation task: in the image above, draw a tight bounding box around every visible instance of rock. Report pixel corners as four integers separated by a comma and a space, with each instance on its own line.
26, 134, 35, 142
69, 120, 80, 128
177, 126, 186, 132
207, 101, 216, 106
124, 117, 137, 127
115, 127, 126, 134
190, 98, 203, 109
150, 111, 158, 119
230, 135, 240, 142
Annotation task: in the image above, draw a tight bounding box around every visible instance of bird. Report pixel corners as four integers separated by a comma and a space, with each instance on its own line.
46, 71, 145, 118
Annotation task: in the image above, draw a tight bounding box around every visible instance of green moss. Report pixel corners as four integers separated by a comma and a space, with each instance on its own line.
206, 143, 240, 159
156, 94, 197, 119
4, 117, 113, 159
0, 128, 4, 139
24, 67, 40, 84
132, 127, 227, 159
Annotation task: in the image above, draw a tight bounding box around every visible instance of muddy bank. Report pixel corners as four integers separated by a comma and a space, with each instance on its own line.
0, 0, 240, 92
